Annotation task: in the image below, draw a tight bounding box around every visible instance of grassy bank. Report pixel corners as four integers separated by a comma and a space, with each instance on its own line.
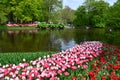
0, 52, 55, 65
0, 26, 37, 30
0, 25, 71, 30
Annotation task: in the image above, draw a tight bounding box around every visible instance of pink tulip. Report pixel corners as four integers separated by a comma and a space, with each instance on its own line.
71, 66, 77, 70
57, 70, 62, 75
82, 65, 88, 69
4, 69, 9, 75
64, 72, 69, 76
43, 63, 50, 68
50, 77, 57, 80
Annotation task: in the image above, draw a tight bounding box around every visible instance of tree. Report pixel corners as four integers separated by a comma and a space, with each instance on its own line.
106, 0, 120, 28
0, 0, 63, 24
0, 4, 7, 24
0, 0, 44, 23
10, 0, 44, 23
90, 0, 109, 27
42, 0, 63, 22
73, 6, 88, 28
73, 0, 109, 28
60, 6, 75, 24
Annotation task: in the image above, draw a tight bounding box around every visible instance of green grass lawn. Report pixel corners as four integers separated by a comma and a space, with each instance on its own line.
0, 52, 55, 65
0, 26, 37, 30
0, 25, 71, 30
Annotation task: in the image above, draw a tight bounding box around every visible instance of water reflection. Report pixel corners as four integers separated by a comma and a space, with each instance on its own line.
0, 29, 120, 53
61, 39, 76, 51
7, 30, 38, 34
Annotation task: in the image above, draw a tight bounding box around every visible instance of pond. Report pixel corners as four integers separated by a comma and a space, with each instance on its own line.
0, 28, 120, 53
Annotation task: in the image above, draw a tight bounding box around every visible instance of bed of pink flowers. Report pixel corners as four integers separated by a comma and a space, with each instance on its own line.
0, 41, 103, 80
6, 23, 37, 27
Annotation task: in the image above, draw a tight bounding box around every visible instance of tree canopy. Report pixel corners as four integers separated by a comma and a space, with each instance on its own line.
106, 0, 120, 28
73, 0, 109, 28
60, 6, 75, 24
0, 0, 63, 24
73, 0, 120, 29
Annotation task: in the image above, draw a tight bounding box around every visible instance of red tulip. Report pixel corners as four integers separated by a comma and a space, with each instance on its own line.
101, 76, 106, 80
72, 76, 78, 80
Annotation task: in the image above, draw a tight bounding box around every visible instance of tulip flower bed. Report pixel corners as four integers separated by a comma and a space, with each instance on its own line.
0, 41, 120, 80
0, 41, 103, 80
86, 44, 120, 80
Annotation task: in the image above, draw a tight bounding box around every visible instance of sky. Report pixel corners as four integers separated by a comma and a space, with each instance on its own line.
63, 0, 117, 10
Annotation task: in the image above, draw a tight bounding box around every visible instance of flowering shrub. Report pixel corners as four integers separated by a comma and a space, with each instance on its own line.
0, 41, 103, 80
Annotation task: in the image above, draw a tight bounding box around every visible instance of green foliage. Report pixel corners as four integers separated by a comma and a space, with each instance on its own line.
0, 4, 8, 24
73, 6, 88, 28
73, 0, 120, 29
48, 24, 56, 29
0, 0, 63, 24
41, 0, 63, 22
106, 0, 120, 29
37, 23, 64, 30
37, 22, 47, 29
57, 24, 65, 29
92, 15, 106, 28
60, 6, 75, 24
73, 0, 109, 28
0, 14, 7, 24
